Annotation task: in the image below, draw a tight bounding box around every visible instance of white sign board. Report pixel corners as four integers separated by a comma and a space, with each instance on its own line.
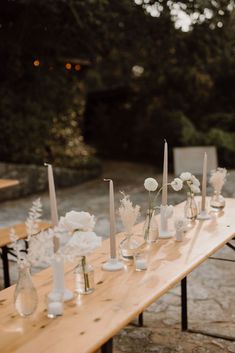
173, 146, 218, 176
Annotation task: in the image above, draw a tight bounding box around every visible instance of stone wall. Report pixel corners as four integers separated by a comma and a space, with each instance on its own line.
0, 161, 101, 201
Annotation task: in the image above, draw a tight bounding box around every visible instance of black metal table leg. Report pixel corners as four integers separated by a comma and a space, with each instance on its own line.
138, 313, 144, 327
2, 246, 10, 288
101, 338, 113, 353
181, 277, 188, 331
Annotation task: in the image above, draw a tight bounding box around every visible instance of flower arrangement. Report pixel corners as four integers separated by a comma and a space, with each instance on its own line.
177, 172, 200, 195
143, 177, 182, 241
119, 193, 140, 234
209, 168, 227, 193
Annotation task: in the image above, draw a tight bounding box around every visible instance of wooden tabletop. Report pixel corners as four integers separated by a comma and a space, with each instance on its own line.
0, 198, 235, 353
0, 179, 19, 190
0, 221, 51, 248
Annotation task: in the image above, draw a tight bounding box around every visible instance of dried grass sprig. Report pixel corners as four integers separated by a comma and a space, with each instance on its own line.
210, 168, 227, 193
119, 193, 140, 234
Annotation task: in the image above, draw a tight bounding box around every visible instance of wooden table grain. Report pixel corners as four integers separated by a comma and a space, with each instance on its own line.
0, 198, 234, 353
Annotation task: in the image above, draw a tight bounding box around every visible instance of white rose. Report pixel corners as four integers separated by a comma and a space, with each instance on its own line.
63, 231, 101, 258
190, 184, 200, 194
59, 211, 95, 233
180, 172, 192, 181
171, 178, 183, 191
144, 177, 158, 192
191, 175, 200, 187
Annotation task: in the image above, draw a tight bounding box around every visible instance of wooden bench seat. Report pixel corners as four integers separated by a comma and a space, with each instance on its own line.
0, 221, 50, 288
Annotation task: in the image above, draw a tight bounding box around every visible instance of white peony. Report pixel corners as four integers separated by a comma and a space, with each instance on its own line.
180, 172, 192, 181
59, 211, 95, 233
171, 178, 183, 191
144, 177, 158, 192
63, 231, 102, 258
190, 184, 200, 194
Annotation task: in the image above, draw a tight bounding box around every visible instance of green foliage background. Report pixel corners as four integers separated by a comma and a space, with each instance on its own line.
1, 0, 235, 167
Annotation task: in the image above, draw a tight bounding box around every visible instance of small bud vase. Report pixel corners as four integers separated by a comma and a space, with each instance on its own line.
75, 256, 94, 295
14, 262, 38, 317
184, 193, 198, 221
143, 209, 159, 243
210, 191, 225, 211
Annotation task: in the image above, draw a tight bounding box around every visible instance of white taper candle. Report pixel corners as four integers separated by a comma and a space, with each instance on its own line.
104, 179, 116, 259
201, 152, 207, 211
162, 140, 168, 206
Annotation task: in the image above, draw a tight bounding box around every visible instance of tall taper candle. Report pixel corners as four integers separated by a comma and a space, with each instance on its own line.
104, 179, 116, 259
162, 140, 168, 206
45, 163, 60, 252
201, 152, 207, 211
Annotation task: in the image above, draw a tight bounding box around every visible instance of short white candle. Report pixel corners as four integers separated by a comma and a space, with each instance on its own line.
162, 140, 168, 206
135, 259, 148, 271
47, 302, 63, 317
201, 152, 207, 211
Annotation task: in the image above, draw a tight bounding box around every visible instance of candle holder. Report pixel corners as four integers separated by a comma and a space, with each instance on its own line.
197, 209, 211, 220
102, 258, 124, 271
159, 205, 174, 238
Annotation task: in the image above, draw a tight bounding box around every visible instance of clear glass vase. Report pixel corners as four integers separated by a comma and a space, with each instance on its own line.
14, 262, 38, 317
210, 191, 225, 211
75, 256, 94, 295
119, 233, 145, 262
184, 193, 198, 221
143, 209, 159, 243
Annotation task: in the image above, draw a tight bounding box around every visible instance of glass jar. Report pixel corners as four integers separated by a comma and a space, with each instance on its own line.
75, 256, 94, 295
119, 234, 145, 262
184, 193, 198, 221
143, 209, 159, 243
210, 191, 225, 211
14, 262, 38, 317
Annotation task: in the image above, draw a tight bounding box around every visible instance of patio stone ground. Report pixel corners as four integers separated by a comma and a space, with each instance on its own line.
0, 161, 235, 353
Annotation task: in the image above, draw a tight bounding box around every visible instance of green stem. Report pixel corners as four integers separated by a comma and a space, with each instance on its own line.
81, 256, 90, 292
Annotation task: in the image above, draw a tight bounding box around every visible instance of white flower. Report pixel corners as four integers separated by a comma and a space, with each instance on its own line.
119, 194, 140, 233
190, 175, 200, 187
180, 172, 192, 181
59, 211, 95, 233
144, 177, 158, 192
63, 231, 102, 259
190, 184, 200, 194
171, 178, 183, 191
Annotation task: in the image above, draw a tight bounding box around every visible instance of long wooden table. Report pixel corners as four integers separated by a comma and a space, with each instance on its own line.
0, 198, 235, 353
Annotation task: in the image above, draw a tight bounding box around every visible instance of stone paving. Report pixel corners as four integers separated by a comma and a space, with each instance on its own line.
1, 161, 235, 353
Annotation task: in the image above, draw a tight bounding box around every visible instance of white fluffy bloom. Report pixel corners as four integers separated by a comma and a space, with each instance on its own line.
144, 177, 158, 192
62, 231, 102, 259
59, 211, 95, 233
180, 172, 192, 181
210, 168, 227, 193
190, 175, 200, 187
119, 194, 140, 234
171, 178, 183, 191
190, 184, 200, 194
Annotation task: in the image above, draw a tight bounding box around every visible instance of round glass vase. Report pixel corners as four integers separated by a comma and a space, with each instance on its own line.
14, 262, 38, 317
119, 233, 145, 262
210, 191, 225, 211
143, 209, 159, 243
184, 192, 198, 221
75, 256, 94, 295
